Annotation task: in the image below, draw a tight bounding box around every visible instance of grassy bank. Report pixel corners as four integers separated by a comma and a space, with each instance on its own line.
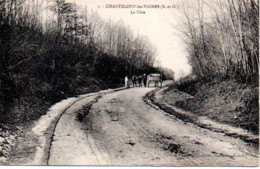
161, 78, 258, 134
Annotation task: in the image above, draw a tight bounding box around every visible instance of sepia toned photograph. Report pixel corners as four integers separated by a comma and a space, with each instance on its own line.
0, 0, 258, 166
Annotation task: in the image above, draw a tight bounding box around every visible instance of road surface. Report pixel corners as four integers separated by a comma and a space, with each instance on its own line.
47, 86, 258, 166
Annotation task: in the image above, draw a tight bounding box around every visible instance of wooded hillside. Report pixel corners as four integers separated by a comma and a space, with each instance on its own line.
173, 0, 259, 133
0, 0, 160, 127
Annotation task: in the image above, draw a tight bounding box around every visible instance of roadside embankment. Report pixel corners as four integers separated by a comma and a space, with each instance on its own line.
144, 80, 258, 144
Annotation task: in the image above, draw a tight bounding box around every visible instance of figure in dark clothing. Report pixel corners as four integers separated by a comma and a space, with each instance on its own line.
138, 75, 143, 87
143, 73, 147, 87
132, 75, 137, 87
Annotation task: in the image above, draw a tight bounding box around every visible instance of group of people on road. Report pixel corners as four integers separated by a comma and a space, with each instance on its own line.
125, 74, 147, 88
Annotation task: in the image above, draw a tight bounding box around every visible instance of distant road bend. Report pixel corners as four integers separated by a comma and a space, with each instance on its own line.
31, 81, 259, 166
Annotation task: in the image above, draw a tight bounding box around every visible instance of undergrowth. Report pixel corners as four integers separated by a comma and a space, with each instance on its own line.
167, 76, 259, 134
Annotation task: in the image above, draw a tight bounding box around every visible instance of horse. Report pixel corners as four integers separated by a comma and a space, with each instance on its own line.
132, 75, 138, 87
138, 75, 143, 87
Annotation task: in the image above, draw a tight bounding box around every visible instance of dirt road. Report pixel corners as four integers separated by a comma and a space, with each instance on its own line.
48, 87, 258, 166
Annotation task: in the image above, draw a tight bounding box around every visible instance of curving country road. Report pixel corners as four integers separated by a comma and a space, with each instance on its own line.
47, 86, 258, 166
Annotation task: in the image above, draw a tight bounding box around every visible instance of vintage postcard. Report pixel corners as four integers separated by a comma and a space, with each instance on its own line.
0, 0, 258, 167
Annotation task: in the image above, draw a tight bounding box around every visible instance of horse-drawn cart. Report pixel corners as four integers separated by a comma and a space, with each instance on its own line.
147, 73, 163, 88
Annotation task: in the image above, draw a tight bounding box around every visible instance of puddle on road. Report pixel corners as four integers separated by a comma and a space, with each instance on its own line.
107, 98, 123, 104
106, 110, 119, 121
165, 143, 182, 154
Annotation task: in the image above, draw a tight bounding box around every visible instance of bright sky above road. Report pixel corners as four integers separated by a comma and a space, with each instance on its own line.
68, 0, 192, 79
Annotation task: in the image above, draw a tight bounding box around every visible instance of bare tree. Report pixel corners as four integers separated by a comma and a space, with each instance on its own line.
175, 0, 258, 81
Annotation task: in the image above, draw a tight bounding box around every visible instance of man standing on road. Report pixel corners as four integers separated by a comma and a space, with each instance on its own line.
143, 73, 147, 87
125, 76, 129, 88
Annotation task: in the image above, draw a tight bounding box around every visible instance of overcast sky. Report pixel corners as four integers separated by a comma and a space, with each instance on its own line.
67, 0, 192, 79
